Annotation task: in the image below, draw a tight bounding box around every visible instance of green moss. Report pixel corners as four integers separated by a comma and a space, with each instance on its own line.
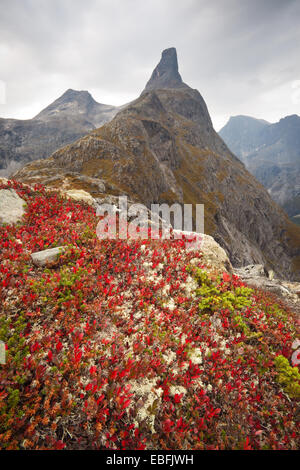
192, 268, 253, 314
233, 315, 250, 335
274, 355, 300, 399
0, 312, 29, 367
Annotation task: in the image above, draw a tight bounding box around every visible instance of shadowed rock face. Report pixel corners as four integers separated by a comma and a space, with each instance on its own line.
14, 48, 300, 280
0, 90, 120, 177
219, 115, 270, 158
34, 89, 117, 128
143, 48, 189, 93
219, 114, 300, 217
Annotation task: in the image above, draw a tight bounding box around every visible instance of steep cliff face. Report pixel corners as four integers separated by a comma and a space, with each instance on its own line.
0, 90, 119, 177
142, 47, 189, 92
14, 48, 300, 280
219, 115, 300, 217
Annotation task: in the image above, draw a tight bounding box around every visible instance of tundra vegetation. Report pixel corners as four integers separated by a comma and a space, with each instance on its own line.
0, 180, 299, 450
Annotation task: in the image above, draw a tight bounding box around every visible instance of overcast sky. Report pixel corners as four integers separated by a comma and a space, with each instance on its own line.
0, 0, 299, 130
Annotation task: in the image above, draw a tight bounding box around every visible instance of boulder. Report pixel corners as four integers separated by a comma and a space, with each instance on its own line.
200, 234, 233, 273
63, 189, 94, 205
173, 230, 232, 273
234, 264, 266, 279
0, 188, 26, 225
234, 264, 300, 307
31, 247, 66, 267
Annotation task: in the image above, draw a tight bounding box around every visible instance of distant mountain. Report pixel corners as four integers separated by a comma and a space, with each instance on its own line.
219, 114, 300, 217
219, 115, 270, 158
14, 48, 300, 280
0, 89, 120, 177
34, 89, 117, 126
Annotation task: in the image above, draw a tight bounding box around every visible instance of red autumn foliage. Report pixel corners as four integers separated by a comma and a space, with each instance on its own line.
0, 180, 299, 450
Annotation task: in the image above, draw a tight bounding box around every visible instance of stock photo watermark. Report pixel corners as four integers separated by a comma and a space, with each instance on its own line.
95, 196, 204, 248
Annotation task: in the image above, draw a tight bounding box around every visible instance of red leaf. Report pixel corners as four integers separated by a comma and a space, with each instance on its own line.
222, 272, 231, 282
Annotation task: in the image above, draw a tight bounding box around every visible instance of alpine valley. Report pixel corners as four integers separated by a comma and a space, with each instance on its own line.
0, 47, 300, 452
0, 89, 120, 177
219, 114, 300, 225
12, 48, 300, 280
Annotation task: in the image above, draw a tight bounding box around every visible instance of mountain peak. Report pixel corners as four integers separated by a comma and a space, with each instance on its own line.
33, 88, 119, 127
142, 47, 189, 93
62, 89, 94, 102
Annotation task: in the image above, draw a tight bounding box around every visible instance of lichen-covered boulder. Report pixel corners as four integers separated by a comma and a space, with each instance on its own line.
31, 247, 66, 267
0, 188, 26, 225
199, 234, 232, 273
234, 264, 266, 279
63, 189, 94, 205
173, 230, 232, 273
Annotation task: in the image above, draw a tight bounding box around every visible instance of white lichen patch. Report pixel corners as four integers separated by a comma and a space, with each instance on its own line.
162, 350, 177, 365
95, 321, 118, 343
180, 333, 187, 345
204, 347, 211, 357
169, 385, 187, 396
160, 284, 170, 296
133, 311, 144, 320
163, 297, 176, 311
188, 347, 203, 364
183, 275, 198, 298
189, 257, 203, 265
130, 378, 163, 434
142, 261, 152, 270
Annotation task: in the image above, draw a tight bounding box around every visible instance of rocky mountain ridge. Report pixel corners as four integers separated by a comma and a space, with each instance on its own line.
142, 47, 189, 93
0, 89, 120, 177
218, 115, 270, 158
14, 48, 300, 281
34, 88, 118, 127
219, 114, 300, 219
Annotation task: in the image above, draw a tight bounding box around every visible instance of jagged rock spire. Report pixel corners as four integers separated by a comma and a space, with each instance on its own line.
142, 47, 189, 93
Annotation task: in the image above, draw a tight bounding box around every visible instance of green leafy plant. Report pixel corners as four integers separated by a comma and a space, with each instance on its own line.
192, 267, 253, 313
274, 355, 300, 399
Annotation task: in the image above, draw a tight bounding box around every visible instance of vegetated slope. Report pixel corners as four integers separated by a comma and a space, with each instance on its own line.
0, 180, 299, 450
14, 49, 300, 280
219, 115, 300, 217
0, 89, 119, 177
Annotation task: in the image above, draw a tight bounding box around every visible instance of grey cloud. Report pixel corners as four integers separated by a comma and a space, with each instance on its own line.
0, 0, 299, 129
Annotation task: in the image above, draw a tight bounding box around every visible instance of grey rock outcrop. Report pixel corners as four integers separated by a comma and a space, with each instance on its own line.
219, 116, 270, 160
142, 48, 189, 93
234, 264, 300, 305
0, 90, 121, 177
187, 232, 233, 273
219, 114, 300, 217
0, 188, 26, 225
31, 247, 66, 267
34, 89, 119, 128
